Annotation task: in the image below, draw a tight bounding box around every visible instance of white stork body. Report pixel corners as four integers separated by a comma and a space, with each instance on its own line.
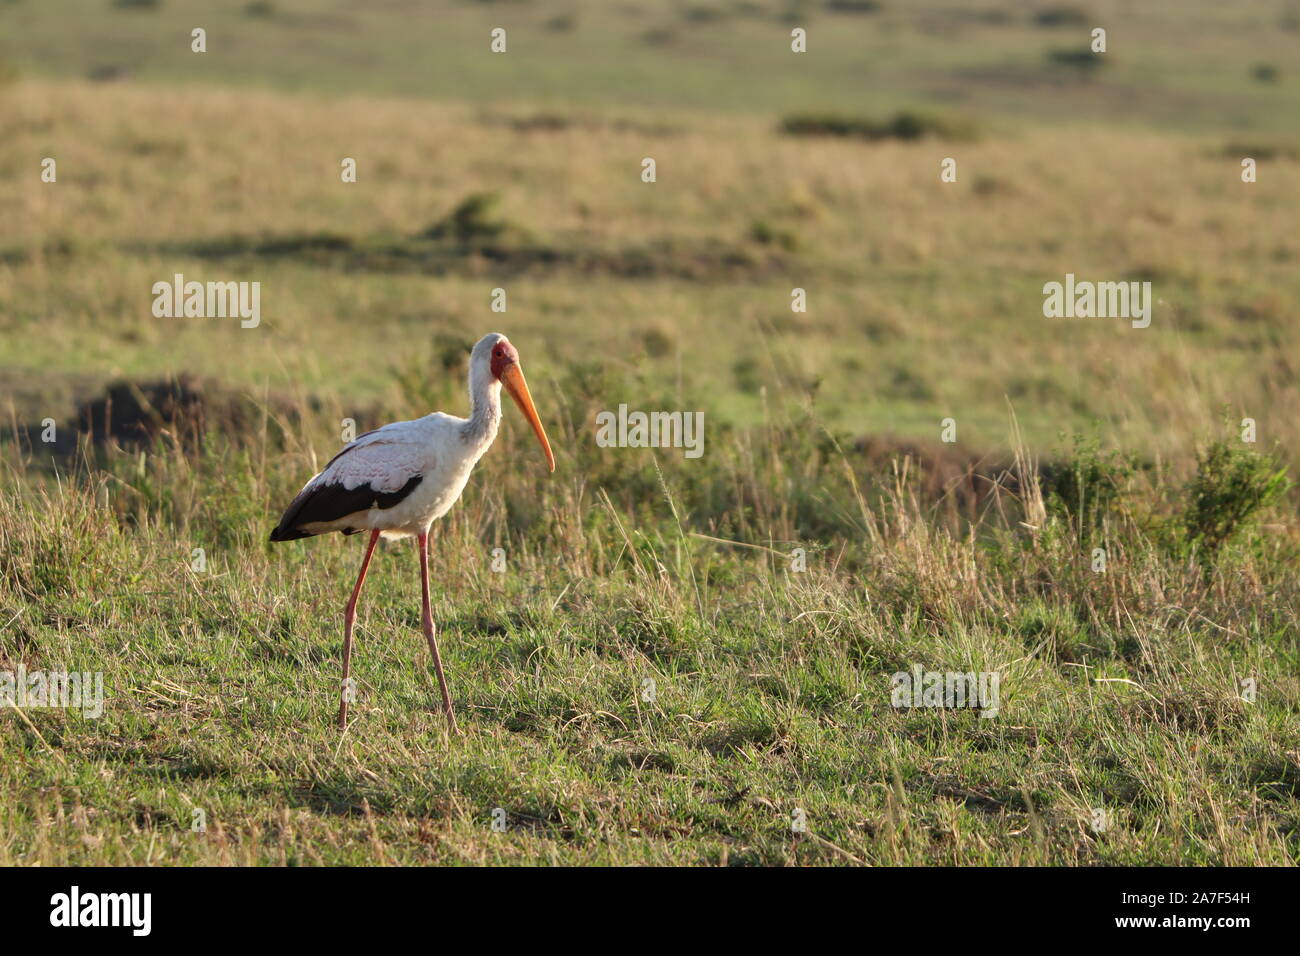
270, 333, 555, 733
283, 411, 496, 539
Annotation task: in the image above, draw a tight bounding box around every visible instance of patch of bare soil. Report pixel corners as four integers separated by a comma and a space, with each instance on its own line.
853, 433, 1024, 520
9, 375, 314, 459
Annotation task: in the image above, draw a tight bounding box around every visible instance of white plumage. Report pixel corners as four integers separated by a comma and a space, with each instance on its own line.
290, 415, 478, 538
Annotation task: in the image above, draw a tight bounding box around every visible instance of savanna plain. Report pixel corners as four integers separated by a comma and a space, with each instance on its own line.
0, 0, 1297, 865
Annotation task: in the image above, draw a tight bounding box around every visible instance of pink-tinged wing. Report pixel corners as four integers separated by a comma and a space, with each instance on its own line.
269, 421, 433, 541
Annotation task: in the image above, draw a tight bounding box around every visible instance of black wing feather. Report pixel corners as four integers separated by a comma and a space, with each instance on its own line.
269, 473, 423, 542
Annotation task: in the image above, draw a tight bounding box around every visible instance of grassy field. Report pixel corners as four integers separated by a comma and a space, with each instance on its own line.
0, 0, 1297, 865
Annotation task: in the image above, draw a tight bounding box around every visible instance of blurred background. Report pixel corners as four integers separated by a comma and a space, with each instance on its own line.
2, 0, 1297, 460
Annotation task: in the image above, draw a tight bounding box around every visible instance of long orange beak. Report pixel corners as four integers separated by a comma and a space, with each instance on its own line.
499, 363, 555, 472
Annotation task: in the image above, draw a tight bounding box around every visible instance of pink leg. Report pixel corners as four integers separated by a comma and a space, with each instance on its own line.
338, 530, 381, 729
418, 531, 459, 734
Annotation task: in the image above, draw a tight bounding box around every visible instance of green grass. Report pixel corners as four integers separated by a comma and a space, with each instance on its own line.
1, 0, 1298, 866
5, 0, 1300, 129
1, 426, 1296, 865
7, 0, 1300, 130
3, 79, 1298, 454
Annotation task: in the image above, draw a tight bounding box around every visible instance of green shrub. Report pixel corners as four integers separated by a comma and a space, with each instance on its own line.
1180, 442, 1289, 558
749, 219, 799, 251
1045, 48, 1106, 72
422, 192, 517, 244
781, 111, 979, 143
1218, 141, 1300, 161
1252, 62, 1280, 83
1034, 6, 1089, 27
1040, 436, 1137, 540
826, 0, 882, 13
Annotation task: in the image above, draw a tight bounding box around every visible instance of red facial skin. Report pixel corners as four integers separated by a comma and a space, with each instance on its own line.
486, 337, 556, 473
490, 340, 520, 380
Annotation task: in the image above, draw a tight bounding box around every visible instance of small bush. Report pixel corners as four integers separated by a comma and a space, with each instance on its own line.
1045, 48, 1106, 72
1034, 6, 1089, 27
422, 192, 517, 244
1039, 436, 1137, 539
87, 64, 130, 83
749, 219, 799, 252
826, 0, 882, 13
1179, 442, 1289, 558
682, 5, 724, 22
505, 113, 571, 132
393, 331, 474, 412
1252, 62, 1280, 84
781, 110, 979, 143
1219, 141, 1300, 161
642, 328, 675, 358
732, 356, 762, 394
641, 28, 677, 46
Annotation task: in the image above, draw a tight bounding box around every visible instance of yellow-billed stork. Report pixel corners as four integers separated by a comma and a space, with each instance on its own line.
270, 333, 555, 732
